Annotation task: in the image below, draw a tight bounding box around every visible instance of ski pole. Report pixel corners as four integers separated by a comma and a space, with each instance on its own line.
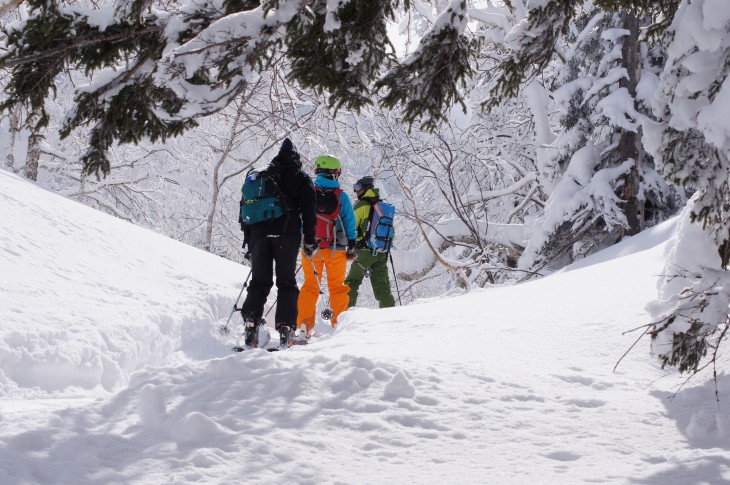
389, 252, 403, 306
353, 259, 372, 278
307, 250, 334, 320
219, 269, 253, 335
264, 264, 302, 318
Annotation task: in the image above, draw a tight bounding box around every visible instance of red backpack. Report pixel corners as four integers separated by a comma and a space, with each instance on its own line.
315, 187, 343, 249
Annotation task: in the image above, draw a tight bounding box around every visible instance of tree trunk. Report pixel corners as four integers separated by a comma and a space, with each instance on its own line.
4, 107, 19, 171
618, 12, 644, 236
204, 161, 222, 252
719, 227, 730, 269
204, 102, 245, 252
23, 129, 43, 181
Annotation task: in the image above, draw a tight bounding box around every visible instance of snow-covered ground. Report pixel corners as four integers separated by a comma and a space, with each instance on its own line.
1, 168, 730, 484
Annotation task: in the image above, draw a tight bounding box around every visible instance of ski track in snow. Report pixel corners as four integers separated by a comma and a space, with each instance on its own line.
2, 169, 730, 484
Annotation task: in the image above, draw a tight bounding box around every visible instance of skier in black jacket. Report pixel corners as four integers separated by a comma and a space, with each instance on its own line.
240, 138, 316, 348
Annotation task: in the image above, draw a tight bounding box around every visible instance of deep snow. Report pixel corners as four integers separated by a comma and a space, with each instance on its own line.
1, 168, 730, 484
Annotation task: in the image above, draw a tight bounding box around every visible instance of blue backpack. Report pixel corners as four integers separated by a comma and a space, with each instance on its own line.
366, 201, 395, 253
240, 169, 289, 225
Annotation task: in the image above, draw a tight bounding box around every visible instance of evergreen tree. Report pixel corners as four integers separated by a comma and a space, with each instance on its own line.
377, 0, 478, 131
0, 0, 475, 176
484, 0, 680, 113
643, 0, 730, 374
492, 0, 730, 375
519, 5, 679, 272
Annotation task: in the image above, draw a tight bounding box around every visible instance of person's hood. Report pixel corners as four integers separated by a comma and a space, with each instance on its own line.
270, 137, 301, 170
315, 174, 341, 189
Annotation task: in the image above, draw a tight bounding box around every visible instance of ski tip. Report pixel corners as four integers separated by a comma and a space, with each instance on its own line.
234, 346, 277, 352
268, 342, 303, 351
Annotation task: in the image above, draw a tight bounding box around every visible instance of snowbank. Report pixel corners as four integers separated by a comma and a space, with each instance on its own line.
0, 170, 248, 396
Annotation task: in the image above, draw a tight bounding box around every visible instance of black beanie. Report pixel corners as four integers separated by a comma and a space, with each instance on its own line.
275, 137, 301, 167
280, 138, 298, 156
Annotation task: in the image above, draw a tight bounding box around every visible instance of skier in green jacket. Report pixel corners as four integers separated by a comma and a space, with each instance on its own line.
344, 176, 396, 309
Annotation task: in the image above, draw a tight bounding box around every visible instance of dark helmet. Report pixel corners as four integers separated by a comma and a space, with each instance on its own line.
353, 176, 374, 193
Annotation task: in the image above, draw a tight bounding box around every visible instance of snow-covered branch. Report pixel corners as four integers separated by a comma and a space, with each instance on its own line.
393, 218, 525, 281
464, 172, 537, 206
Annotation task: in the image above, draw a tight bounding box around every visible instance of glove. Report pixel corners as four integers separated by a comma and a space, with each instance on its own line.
345, 239, 357, 261
243, 251, 252, 264
303, 242, 316, 258
346, 240, 357, 261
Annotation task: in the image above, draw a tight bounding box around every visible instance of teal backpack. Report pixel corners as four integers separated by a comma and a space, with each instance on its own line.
240, 169, 289, 225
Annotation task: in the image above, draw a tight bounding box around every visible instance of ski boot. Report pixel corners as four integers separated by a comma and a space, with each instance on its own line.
277, 324, 294, 348
243, 317, 260, 349
293, 325, 312, 344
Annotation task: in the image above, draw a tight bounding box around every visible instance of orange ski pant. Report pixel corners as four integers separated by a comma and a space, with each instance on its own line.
297, 249, 350, 331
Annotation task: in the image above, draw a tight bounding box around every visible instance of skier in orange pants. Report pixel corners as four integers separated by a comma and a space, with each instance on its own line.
297, 155, 356, 337
299, 248, 351, 329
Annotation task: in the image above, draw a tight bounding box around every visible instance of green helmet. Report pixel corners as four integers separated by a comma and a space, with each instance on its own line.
313, 155, 342, 173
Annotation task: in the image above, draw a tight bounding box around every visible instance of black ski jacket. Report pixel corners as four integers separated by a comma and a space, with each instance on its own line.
242, 154, 316, 245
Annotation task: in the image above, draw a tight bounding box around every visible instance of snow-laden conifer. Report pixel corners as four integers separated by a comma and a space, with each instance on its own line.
520, 5, 678, 272
0, 0, 475, 176
644, 0, 730, 374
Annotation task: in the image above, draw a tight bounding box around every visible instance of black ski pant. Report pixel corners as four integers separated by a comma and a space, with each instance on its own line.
240, 235, 300, 328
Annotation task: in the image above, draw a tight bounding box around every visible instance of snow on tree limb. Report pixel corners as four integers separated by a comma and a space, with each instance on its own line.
463, 172, 537, 207
0, 0, 473, 175
0, 0, 22, 19
376, 0, 477, 131
393, 218, 525, 282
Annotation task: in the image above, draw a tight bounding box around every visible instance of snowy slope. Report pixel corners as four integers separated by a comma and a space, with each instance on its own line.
1, 168, 730, 484
0, 170, 250, 396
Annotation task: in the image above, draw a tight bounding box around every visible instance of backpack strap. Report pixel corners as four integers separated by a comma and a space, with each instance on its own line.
333, 187, 343, 215
265, 167, 294, 231
239, 167, 255, 216
265, 169, 293, 212
366, 202, 382, 253
331, 188, 345, 251
357, 200, 376, 249
315, 186, 344, 250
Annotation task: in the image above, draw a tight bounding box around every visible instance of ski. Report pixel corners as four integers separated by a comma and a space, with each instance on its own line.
232, 339, 309, 352
291, 329, 321, 345
231, 325, 272, 352
232, 346, 283, 352
231, 328, 318, 352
